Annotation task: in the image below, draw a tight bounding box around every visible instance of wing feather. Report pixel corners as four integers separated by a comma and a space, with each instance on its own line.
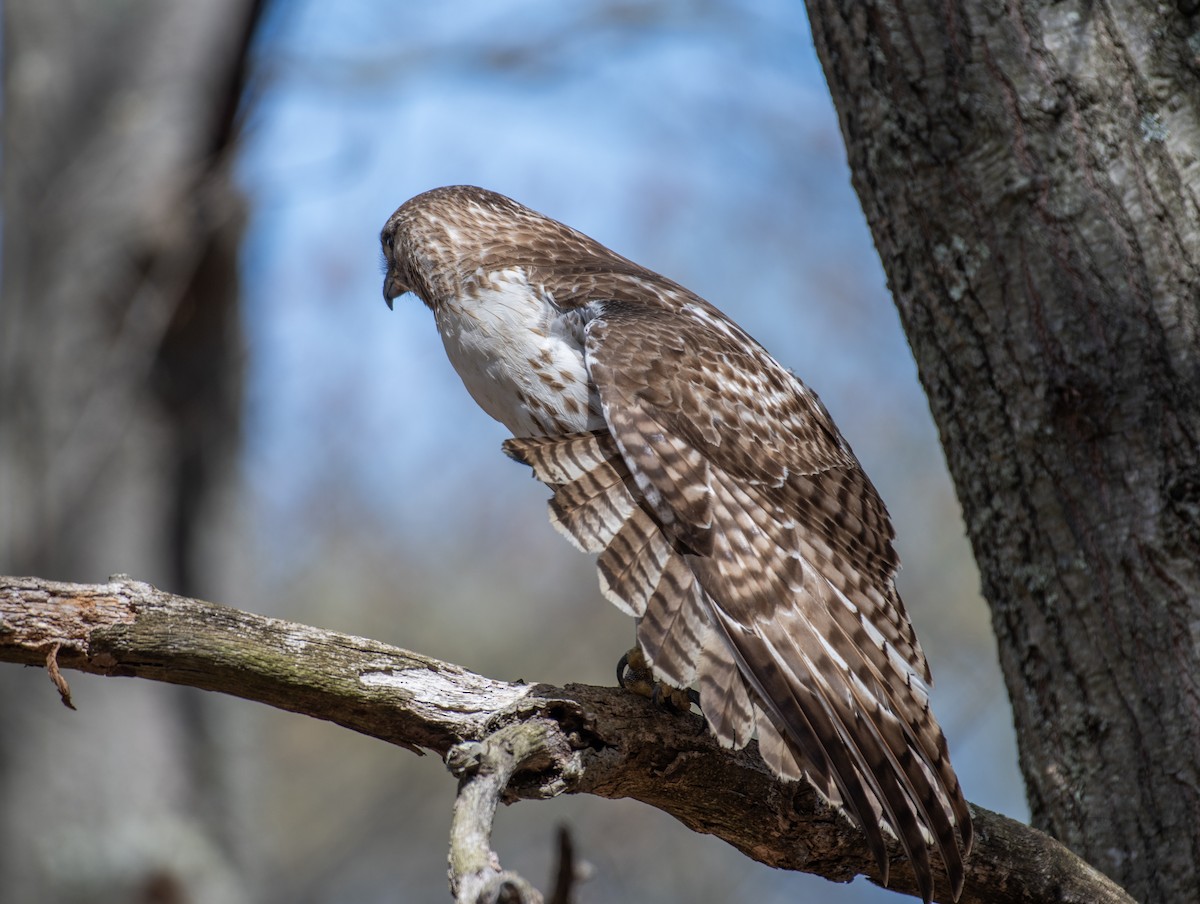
503, 431, 620, 484
504, 431, 635, 554
634, 552, 709, 687
578, 301, 970, 902
596, 506, 672, 618
696, 623, 756, 750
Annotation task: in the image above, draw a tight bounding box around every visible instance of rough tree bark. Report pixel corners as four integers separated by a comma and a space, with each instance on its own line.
0, 575, 1135, 904
1, 1, 266, 900
807, 2, 1200, 901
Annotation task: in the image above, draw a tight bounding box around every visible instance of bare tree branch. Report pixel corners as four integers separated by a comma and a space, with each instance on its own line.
447, 721, 573, 904
0, 574, 1133, 904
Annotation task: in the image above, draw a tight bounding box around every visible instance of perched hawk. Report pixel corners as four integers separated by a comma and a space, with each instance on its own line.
381, 185, 971, 902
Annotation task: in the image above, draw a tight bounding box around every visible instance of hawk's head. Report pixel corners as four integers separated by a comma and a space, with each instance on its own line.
381, 185, 644, 312
380, 185, 540, 310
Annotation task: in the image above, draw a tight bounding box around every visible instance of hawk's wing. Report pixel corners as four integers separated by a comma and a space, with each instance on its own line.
509, 299, 970, 902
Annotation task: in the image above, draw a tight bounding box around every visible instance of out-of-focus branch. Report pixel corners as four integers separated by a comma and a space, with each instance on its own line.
0, 575, 1133, 904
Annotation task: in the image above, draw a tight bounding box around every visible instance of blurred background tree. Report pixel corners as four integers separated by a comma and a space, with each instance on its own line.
1, 2, 1021, 902
3, 2, 264, 902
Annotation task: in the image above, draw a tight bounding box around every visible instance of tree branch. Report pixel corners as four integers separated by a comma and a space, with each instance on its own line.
0, 575, 1132, 904
447, 721, 576, 904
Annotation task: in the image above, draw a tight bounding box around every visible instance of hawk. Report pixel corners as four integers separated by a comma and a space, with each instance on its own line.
381, 185, 971, 902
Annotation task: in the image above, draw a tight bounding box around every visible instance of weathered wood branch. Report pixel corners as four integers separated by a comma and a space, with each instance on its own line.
0, 575, 1132, 904
447, 721, 576, 904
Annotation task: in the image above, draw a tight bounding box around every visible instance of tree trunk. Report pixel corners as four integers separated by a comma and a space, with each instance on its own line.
807, 2, 1200, 901
0, 1, 265, 900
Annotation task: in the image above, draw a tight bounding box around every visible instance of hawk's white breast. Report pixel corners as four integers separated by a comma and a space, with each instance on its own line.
434, 267, 603, 437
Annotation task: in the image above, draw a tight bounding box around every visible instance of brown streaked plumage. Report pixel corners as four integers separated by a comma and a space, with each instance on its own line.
381, 185, 972, 902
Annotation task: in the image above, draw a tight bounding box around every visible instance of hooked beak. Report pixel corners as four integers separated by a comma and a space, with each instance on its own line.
382, 267, 406, 310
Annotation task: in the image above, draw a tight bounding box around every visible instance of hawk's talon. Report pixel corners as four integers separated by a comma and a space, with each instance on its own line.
616, 651, 631, 689
617, 646, 694, 714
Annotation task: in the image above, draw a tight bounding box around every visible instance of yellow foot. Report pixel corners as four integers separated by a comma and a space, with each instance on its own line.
616, 647, 698, 713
